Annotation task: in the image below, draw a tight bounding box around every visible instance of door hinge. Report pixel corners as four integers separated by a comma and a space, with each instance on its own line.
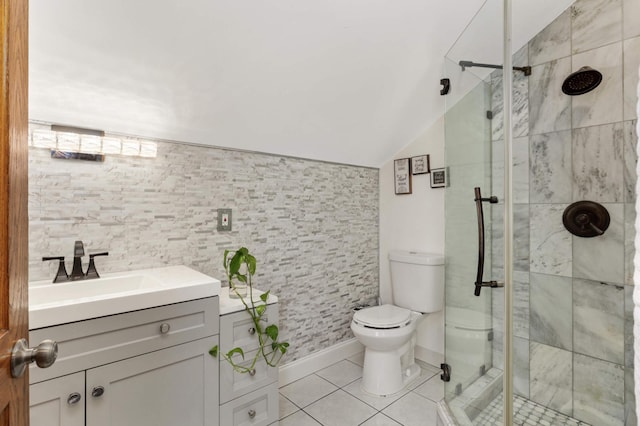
440, 78, 451, 96
440, 363, 451, 382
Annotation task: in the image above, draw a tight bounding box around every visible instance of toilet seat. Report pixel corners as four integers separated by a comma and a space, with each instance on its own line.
353, 304, 412, 329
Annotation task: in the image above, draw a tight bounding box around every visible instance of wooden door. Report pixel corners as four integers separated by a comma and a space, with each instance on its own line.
0, 0, 29, 424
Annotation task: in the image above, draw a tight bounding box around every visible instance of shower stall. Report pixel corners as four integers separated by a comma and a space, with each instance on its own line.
438, 0, 637, 425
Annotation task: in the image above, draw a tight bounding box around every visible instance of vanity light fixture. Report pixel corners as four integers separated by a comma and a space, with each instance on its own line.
29, 125, 158, 159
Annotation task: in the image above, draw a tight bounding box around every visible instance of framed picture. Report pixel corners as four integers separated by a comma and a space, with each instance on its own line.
430, 167, 448, 188
411, 155, 430, 175
394, 158, 412, 195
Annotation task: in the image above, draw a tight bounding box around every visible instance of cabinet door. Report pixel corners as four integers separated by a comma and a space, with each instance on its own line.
219, 383, 279, 426
220, 348, 279, 404
86, 336, 219, 426
30, 372, 85, 426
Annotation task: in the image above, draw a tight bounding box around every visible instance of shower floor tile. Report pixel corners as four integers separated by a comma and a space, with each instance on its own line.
474, 392, 591, 426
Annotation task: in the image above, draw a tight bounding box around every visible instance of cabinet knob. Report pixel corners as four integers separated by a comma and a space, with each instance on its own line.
248, 327, 256, 335
248, 409, 256, 419
67, 392, 82, 405
91, 386, 105, 398
249, 368, 257, 376
10, 339, 58, 378
160, 323, 171, 334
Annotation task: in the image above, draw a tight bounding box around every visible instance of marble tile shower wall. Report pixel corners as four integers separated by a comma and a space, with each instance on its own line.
28, 137, 379, 362
489, 0, 639, 424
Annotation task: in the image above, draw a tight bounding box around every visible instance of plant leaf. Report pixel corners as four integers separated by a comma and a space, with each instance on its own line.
229, 251, 243, 275
260, 291, 270, 302
256, 305, 266, 316
236, 274, 247, 283
265, 324, 278, 341
209, 345, 219, 358
247, 254, 257, 275
223, 250, 230, 269
227, 347, 245, 360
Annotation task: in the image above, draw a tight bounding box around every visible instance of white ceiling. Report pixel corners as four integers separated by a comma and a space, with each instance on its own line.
29, 0, 571, 167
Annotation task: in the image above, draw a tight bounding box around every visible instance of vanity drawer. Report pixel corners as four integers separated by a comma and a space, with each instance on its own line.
220, 305, 278, 353
30, 296, 219, 383
220, 348, 279, 403
220, 382, 279, 426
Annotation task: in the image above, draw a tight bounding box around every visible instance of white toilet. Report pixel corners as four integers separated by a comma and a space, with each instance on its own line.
351, 250, 444, 396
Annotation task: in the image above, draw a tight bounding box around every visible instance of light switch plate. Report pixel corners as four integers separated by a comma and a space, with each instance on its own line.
217, 208, 232, 231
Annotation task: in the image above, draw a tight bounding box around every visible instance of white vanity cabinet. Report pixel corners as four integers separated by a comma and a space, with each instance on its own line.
218, 289, 280, 426
30, 372, 84, 426
29, 296, 220, 426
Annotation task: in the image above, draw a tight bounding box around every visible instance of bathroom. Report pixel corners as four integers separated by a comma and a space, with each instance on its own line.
0, 0, 638, 424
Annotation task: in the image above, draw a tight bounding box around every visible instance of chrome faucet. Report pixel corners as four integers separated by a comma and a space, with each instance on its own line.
70, 240, 85, 280
42, 241, 109, 283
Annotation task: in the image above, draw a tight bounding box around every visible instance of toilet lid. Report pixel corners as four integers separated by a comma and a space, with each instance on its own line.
353, 304, 412, 329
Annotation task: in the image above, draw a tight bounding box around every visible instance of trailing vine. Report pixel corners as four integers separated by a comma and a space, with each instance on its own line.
209, 247, 289, 373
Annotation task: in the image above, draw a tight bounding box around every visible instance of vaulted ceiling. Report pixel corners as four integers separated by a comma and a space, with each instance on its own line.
29, 0, 572, 167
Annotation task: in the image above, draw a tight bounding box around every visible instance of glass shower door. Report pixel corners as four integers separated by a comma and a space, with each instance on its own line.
442, 60, 502, 423
441, 0, 505, 422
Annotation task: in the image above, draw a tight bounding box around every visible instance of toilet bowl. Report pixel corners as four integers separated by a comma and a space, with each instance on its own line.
351, 304, 423, 396
350, 250, 444, 397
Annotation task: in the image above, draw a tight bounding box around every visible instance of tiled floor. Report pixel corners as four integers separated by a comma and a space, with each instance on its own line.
279, 352, 444, 426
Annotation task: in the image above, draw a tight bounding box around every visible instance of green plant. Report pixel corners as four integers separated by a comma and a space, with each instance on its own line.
209, 247, 289, 373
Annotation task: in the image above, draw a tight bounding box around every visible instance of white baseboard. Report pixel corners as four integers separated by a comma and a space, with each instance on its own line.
415, 345, 444, 367
279, 338, 364, 386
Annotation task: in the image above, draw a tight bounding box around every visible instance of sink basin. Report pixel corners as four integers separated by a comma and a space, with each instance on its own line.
29, 266, 221, 329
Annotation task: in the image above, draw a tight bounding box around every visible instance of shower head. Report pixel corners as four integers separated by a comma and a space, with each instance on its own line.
561, 66, 602, 95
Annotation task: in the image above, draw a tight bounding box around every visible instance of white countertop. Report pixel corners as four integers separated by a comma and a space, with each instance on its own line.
29, 265, 221, 329
219, 287, 278, 315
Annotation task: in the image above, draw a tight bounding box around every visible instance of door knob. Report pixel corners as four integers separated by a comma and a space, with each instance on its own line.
11, 338, 58, 378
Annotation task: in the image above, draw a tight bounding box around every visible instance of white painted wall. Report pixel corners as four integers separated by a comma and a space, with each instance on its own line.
379, 116, 446, 366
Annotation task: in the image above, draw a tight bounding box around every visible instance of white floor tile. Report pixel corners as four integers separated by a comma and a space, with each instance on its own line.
360, 413, 403, 425
382, 392, 439, 426
305, 389, 378, 426
343, 378, 410, 411
279, 374, 338, 408
279, 394, 299, 419
413, 375, 445, 402
315, 359, 363, 387
407, 364, 441, 391
279, 410, 322, 426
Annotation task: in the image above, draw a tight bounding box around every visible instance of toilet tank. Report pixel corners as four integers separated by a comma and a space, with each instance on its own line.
389, 250, 444, 313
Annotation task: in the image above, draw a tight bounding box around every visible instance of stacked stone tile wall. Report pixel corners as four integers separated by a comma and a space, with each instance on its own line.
28, 135, 379, 363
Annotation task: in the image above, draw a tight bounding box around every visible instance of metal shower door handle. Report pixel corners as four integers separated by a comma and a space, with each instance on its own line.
473, 187, 502, 296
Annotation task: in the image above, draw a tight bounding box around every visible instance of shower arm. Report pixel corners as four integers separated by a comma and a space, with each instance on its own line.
473, 187, 503, 296
459, 60, 531, 76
